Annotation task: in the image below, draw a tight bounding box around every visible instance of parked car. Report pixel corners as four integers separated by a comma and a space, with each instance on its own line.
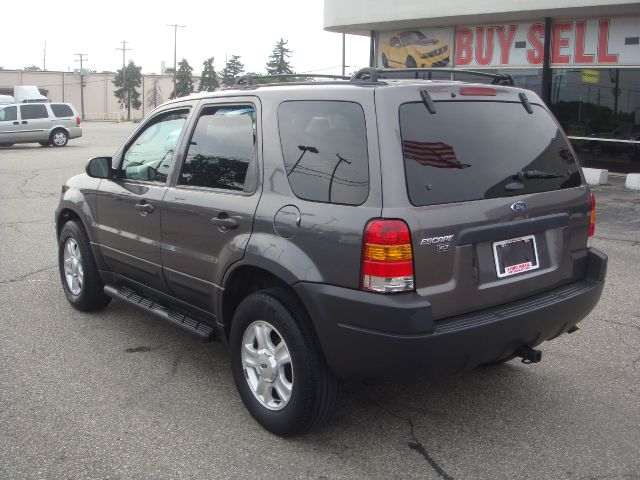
587, 123, 640, 161
55, 69, 606, 436
381, 30, 450, 68
0, 102, 82, 147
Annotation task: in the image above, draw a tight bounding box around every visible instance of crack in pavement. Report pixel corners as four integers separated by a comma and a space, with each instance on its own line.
595, 236, 640, 246
599, 318, 640, 333
0, 265, 57, 285
363, 393, 454, 480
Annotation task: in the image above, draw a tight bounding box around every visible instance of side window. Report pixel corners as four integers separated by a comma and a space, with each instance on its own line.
51, 104, 74, 117
0, 106, 17, 122
278, 101, 369, 205
20, 104, 48, 120
122, 110, 188, 182
179, 105, 256, 192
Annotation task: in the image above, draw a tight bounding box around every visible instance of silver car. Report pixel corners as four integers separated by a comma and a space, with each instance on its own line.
0, 102, 82, 147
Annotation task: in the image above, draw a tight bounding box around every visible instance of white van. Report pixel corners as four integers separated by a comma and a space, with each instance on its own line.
0, 102, 82, 147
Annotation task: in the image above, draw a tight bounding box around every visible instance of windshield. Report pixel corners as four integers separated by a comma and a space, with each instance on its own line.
400, 31, 426, 44
399, 101, 582, 206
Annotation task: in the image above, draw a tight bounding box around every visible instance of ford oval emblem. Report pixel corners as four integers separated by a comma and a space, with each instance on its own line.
511, 201, 527, 214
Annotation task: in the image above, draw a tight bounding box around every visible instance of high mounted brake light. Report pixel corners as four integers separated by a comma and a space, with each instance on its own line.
361, 219, 415, 293
459, 87, 496, 96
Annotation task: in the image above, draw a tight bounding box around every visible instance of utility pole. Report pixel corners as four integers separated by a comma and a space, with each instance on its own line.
74, 53, 88, 120
43, 41, 47, 71
342, 33, 346, 77
115, 41, 132, 121
167, 24, 186, 97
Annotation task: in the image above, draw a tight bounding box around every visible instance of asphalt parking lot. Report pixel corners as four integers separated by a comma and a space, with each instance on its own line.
1, 122, 639, 480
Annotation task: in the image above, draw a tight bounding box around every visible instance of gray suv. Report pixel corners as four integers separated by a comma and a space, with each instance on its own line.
0, 102, 82, 147
55, 69, 607, 436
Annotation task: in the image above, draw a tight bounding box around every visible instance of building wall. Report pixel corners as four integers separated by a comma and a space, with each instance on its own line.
324, 0, 640, 32
0, 70, 187, 120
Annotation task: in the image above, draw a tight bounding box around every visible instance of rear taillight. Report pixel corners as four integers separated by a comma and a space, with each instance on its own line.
76, 116, 81, 126
361, 219, 414, 293
589, 192, 596, 237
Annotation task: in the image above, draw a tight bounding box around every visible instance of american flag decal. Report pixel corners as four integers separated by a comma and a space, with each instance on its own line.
403, 140, 470, 169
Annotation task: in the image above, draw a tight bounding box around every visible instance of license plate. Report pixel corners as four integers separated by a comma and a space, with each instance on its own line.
493, 235, 539, 278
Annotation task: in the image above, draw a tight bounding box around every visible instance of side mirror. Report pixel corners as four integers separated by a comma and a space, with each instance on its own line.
86, 156, 112, 178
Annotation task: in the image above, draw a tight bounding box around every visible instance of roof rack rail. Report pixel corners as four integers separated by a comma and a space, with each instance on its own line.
351, 68, 515, 86
234, 73, 349, 87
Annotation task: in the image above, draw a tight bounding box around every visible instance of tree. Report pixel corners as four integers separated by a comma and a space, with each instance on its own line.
265, 38, 294, 79
23, 65, 42, 71
112, 60, 142, 121
199, 57, 219, 92
173, 58, 194, 98
220, 55, 245, 87
146, 76, 163, 109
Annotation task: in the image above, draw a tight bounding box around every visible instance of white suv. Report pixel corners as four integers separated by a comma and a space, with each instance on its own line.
0, 102, 82, 147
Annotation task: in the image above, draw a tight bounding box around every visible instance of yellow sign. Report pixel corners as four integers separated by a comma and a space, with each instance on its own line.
581, 70, 600, 84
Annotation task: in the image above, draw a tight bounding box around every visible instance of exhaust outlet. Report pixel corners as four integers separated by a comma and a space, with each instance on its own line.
516, 345, 542, 364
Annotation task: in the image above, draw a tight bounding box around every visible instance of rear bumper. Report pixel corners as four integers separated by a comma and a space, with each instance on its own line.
295, 248, 607, 378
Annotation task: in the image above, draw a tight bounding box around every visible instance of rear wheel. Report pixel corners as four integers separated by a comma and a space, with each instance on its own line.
381, 53, 389, 68
229, 288, 339, 436
50, 129, 68, 147
406, 56, 417, 68
58, 220, 110, 311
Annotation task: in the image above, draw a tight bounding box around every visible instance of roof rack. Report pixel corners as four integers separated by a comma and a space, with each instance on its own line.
234, 73, 349, 87
351, 68, 516, 86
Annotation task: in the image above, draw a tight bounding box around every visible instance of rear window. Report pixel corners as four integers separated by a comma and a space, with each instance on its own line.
399, 101, 582, 207
20, 104, 48, 120
51, 104, 74, 117
278, 101, 369, 205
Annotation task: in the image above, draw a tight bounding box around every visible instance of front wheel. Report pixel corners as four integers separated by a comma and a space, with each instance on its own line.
50, 129, 69, 147
58, 220, 111, 311
229, 289, 339, 436
381, 53, 389, 68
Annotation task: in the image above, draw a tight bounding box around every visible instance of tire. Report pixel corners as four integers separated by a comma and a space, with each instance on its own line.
50, 129, 69, 147
406, 56, 417, 68
381, 53, 389, 68
39, 141, 50, 147
229, 288, 339, 436
58, 220, 111, 311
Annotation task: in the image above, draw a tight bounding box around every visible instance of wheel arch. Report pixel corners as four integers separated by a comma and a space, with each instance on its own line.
219, 263, 313, 343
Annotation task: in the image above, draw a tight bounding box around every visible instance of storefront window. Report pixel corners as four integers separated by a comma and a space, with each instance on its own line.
550, 68, 640, 173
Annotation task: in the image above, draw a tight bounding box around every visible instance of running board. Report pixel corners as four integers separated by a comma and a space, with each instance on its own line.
104, 285, 215, 341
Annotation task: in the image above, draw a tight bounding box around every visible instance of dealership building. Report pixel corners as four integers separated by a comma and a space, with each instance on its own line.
325, 0, 640, 173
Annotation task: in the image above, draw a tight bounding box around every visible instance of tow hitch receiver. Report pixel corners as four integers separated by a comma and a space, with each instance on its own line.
516, 345, 542, 364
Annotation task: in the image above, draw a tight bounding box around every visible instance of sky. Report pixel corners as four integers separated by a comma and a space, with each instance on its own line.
0, 0, 371, 76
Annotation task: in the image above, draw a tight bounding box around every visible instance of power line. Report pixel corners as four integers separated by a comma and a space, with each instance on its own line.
115, 40, 132, 69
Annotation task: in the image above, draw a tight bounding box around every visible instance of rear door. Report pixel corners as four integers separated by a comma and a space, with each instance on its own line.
377, 85, 590, 320
18, 104, 51, 142
161, 99, 261, 312
96, 107, 191, 292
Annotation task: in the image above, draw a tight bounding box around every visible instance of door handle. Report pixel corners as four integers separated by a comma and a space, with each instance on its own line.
13, 121, 19, 125
135, 202, 154, 215
21, 121, 27, 124
210, 214, 238, 229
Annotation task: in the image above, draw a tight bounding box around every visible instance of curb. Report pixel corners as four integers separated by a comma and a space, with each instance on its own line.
582, 168, 640, 190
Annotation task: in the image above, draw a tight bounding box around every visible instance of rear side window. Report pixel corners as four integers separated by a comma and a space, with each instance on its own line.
399, 101, 582, 206
51, 104, 74, 117
278, 101, 369, 205
179, 105, 256, 192
0, 106, 17, 121
20, 104, 48, 120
